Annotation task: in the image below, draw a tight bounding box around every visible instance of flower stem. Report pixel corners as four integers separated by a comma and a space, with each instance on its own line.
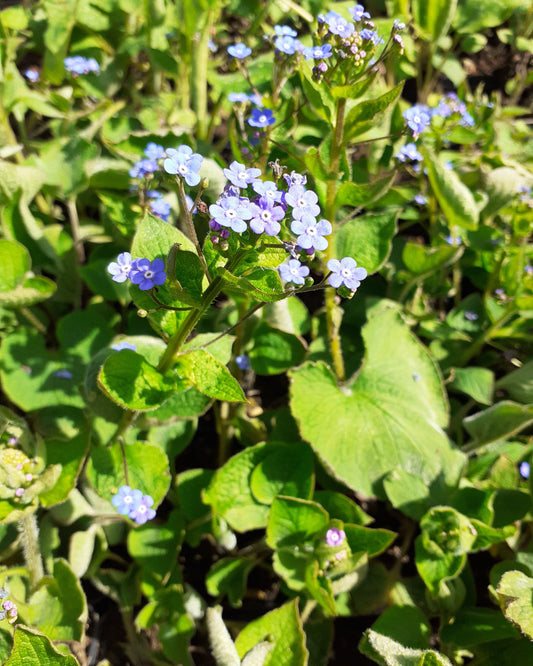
176, 178, 211, 282
18, 513, 44, 590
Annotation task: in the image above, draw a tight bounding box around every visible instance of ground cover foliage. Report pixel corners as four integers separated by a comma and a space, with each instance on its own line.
0, 0, 532, 663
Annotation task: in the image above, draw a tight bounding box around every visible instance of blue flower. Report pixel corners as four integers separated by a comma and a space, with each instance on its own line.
275, 35, 301, 55
24, 68, 40, 82
247, 108, 276, 128
464, 311, 478, 321
279, 259, 310, 285
235, 354, 251, 370
359, 29, 382, 44
445, 235, 462, 245
147, 190, 163, 199
248, 197, 284, 236
208, 40, 217, 53
185, 194, 198, 214
252, 180, 283, 203
228, 92, 250, 103
209, 196, 252, 233
107, 252, 134, 283
414, 194, 427, 205
129, 158, 158, 179
112, 341, 137, 351
54, 369, 73, 379
324, 11, 354, 37
64, 55, 100, 75
303, 44, 333, 60
285, 185, 320, 220
403, 104, 432, 136
327, 257, 367, 290
291, 216, 331, 251
128, 494, 156, 524
150, 199, 171, 222
130, 258, 167, 290
395, 143, 423, 163
284, 171, 307, 187
227, 43, 252, 59
248, 93, 264, 107
520, 461, 530, 479
164, 146, 203, 186
111, 485, 142, 515
223, 161, 262, 188
349, 4, 371, 21
274, 25, 297, 37
525, 266, 533, 275
144, 142, 166, 160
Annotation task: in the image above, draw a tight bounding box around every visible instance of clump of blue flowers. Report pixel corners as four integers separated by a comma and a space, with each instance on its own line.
111, 486, 156, 525
64, 55, 100, 75
107, 252, 167, 291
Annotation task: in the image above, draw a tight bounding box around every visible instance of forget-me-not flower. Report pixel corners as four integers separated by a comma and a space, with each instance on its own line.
291, 217, 331, 251
235, 354, 251, 370
150, 198, 171, 222
252, 180, 283, 203
403, 104, 432, 137
107, 252, 134, 283
278, 259, 310, 285
64, 55, 100, 75
112, 485, 142, 515
164, 146, 203, 186
395, 143, 423, 163
112, 341, 137, 351
247, 108, 276, 128
303, 44, 333, 60
144, 142, 166, 160
129, 158, 158, 179
228, 92, 250, 103
248, 197, 284, 236
223, 161, 261, 188
128, 494, 156, 524
520, 461, 530, 479
327, 257, 367, 290
227, 43, 252, 59
326, 527, 346, 547
349, 4, 371, 21
285, 185, 320, 220
24, 68, 40, 82
209, 196, 252, 233
130, 258, 167, 290
275, 35, 301, 55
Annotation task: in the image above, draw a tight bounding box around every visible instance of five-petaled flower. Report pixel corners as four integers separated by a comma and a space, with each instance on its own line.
291, 217, 332, 251
209, 196, 252, 233
327, 257, 367, 290
107, 252, 134, 283
224, 161, 262, 188
111, 486, 156, 525
164, 146, 203, 186
130, 258, 167, 291
227, 43, 252, 59
278, 259, 310, 286
248, 108, 276, 128
326, 527, 346, 547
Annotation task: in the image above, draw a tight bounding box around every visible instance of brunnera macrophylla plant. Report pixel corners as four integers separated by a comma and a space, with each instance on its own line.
0, 0, 532, 664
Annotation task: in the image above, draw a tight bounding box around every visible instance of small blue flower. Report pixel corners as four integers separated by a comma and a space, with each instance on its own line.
147, 190, 163, 199
275, 35, 301, 55
129, 158, 158, 179
445, 235, 462, 245
208, 40, 217, 53
111, 485, 142, 515
107, 252, 134, 283
349, 4, 371, 21
150, 198, 171, 222
54, 369, 73, 379
326, 527, 345, 547
414, 194, 427, 205
252, 180, 282, 203
323, 11, 354, 37
112, 341, 137, 351
235, 354, 251, 370
403, 104, 432, 137
248, 93, 264, 107
247, 108, 276, 128
248, 197, 284, 236
359, 29, 382, 44
464, 311, 478, 321
395, 143, 423, 163
303, 44, 333, 60
24, 68, 40, 82
525, 266, 533, 275
291, 217, 331, 251
228, 92, 250, 103
285, 185, 320, 220
128, 494, 156, 524
393, 19, 405, 30
130, 258, 167, 291
64, 55, 100, 75
164, 146, 203, 186
520, 461, 530, 479
279, 259, 310, 285
209, 196, 252, 233
327, 257, 367, 290
444, 161, 454, 170
274, 25, 297, 37
284, 171, 307, 187
144, 142, 166, 160
227, 43, 252, 59
223, 161, 262, 188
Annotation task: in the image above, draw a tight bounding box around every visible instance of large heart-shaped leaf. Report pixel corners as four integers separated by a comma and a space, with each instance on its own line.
289, 306, 464, 499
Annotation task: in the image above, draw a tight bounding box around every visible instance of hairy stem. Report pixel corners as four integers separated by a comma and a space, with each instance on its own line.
19, 513, 44, 589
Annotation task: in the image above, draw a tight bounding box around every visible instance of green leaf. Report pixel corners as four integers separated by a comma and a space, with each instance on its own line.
453, 0, 529, 34
98, 350, 177, 411
39, 431, 88, 507
344, 524, 396, 558
449, 367, 494, 405
497, 570, 533, 640
383, 470, 431, 520
27, 559, 87, 642
412, 0, 457, 41
175, 349, 245, 402
251, 443, 314, 505
360, 629, 453, 666
250, 322, 307, 375
206, 557, 256, 607
335, 173, 396, 209
335, 212, 397, 275
235, 599, 308, 666
266, 496, 329, 549
5, 626, 79, 665
368, 605, 432, 650
463, 401, 533, 447
87, 441, 170, 508
0, 276, 56, 308
314, 491, 373, 526
203, 443, 271, 531
290, 307, 463, 499
496, 361, 533, 404
402, 242, 462, 275
0, 239, 30, 291
422, 146, 479, 230
344, 84, 404, 142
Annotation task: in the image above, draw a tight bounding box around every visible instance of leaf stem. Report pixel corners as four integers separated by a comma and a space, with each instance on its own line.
176, 178, 212, 282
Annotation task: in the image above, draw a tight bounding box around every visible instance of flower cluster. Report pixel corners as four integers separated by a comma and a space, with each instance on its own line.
395, 143, 423, 163
164, 145, 203, 186
0, 589, 17, 624
64, 55, 100, 75
146, 190, 171, 222
107, 252, 167, 291
403, 92, 475, 139
129, 142, 166, 180
111, 485, 156, 525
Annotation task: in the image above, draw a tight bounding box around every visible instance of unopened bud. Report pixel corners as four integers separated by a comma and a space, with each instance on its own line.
201, 177, 209, 189
137, 309, 148, 318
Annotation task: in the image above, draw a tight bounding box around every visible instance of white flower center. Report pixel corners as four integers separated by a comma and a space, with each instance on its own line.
307, 226, 317, 236
144, 270, 154, 278
226, 209, 236, 219
259, 115, 267, 123
238, 171, 247, 181
341, 268, 352, 277
261, 210, 272, 221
